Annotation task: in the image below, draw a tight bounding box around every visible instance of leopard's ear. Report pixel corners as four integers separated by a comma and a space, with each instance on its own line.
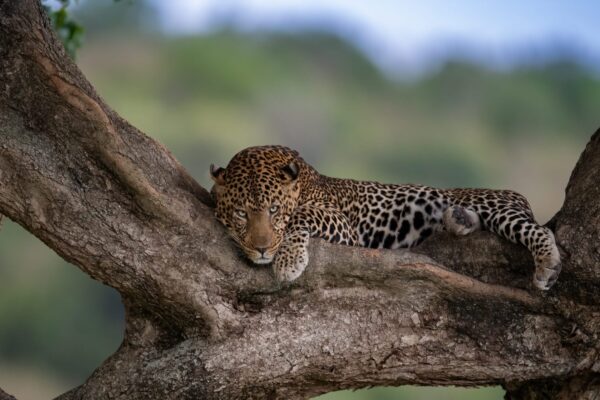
281, 161, 299, 182
210, 164, 226, 185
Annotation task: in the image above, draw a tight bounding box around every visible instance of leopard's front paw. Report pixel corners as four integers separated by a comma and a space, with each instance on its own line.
533, 239, 561, 291
443, 206, 481, 236
273, 246, 309, 283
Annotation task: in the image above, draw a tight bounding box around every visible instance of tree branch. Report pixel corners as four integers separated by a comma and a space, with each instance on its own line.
1, 1, 599, 399
0, 387, 17, 400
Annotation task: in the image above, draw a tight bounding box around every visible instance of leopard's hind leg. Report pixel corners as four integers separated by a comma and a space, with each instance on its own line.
443, 205, 481, 236
445, 189, 561, 290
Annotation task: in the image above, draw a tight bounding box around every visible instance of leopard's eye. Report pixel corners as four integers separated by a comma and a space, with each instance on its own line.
236, 210, 247, 219
269, 205, 279, 214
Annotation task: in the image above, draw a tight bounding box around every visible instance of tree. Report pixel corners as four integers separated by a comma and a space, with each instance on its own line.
1, 1, 599, 399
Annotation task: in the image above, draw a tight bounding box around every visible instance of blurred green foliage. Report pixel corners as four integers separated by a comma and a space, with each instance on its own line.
315, 386, 504, 400
1, 1, 597, 399
0, 221, 123, 391
43, 0, 84, 58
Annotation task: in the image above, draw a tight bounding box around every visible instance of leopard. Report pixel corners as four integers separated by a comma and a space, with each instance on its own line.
210, 145, 561, 290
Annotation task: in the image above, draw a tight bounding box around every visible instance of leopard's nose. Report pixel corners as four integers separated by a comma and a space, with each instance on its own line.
256, 247, 268, 256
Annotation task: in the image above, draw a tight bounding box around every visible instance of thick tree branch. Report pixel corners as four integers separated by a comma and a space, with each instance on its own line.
1, 1, 599, 399
0, 387, 16, 400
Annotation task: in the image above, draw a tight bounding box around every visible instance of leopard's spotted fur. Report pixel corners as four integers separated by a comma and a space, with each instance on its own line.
211, 145, 561, 290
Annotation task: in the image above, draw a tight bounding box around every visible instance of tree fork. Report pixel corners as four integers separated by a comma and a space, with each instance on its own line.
1, 1, 599, 399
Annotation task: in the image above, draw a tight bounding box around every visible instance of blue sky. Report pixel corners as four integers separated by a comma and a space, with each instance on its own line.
148, 0, 600, 73
152, 0, 599, 43
125, 1, 600, 73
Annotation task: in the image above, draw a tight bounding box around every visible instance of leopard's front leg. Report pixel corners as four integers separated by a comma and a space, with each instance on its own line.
273, 205, 358, 282
273, 225, 311, 282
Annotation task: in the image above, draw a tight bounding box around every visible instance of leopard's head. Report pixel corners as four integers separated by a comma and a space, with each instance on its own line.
210, 146, 302, 264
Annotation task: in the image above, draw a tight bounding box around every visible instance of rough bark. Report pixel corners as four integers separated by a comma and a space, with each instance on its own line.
0, 1, 599, 399
0, 388, 17, 400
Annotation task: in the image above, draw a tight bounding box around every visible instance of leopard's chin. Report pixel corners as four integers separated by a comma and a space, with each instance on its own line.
253, 257, 273, 265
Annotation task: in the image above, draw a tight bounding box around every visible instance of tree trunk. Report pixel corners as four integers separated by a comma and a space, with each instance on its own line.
1, 1, 599, 399
0, 388, 17, 400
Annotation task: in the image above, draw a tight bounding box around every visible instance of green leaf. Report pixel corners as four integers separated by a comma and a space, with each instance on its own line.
43, 0, 84, 59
